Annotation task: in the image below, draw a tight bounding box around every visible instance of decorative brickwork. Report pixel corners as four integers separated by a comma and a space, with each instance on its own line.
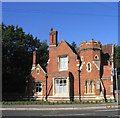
28, 28, 115, 101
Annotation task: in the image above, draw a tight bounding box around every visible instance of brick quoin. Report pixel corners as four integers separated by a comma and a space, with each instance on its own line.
28, 28, 115, 102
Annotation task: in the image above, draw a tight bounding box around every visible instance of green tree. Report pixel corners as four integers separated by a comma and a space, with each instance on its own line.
71, 41, 77, 48
2, 23, 49, 94
115, 45, 120, 73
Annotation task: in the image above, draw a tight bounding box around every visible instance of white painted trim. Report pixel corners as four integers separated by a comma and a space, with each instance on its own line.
59, 56, 68, 71
31, 64, 46, 74
86, 62, 91, 72
80, 62, 85, 71
86, 43, 90, 45
76, 64, 80, 66
49, 45, 56, 47
92, 61, 100, 70
48, 98, 70, 101
94, 54, 99, 60
81, 56, 84, 61
47, 59, 50, 64
53, 78, 55, 96
53, 77, 69, 97
37, 64, 46, 74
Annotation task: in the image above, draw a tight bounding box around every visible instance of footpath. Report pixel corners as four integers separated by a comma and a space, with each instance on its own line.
1, 103, 120, 111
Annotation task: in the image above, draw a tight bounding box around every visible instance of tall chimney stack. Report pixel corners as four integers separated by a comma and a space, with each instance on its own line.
32, 51, 36, 71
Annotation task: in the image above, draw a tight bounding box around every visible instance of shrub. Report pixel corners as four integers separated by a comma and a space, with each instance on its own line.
48, 101, 50, 105
2, 101, 5, 105
70, 101, 72, 104
5, 102, 8, 105
103, 99, 105, 103
95, 100, 98, 103
65, 101, 68, 104
99, 100, 101, 103
35, 101, 38, 104
83, 101, 85, 104
22, 102, 24, 105
56, 101, 59, 104
78, 101, 81, 104
87, 101, 89, 104
110, 99, 112, 103
43, 101, 46, 104
30, 101, 33, 104
91, 101, 93, 104
74, 101, 77, 104
61, 101, 64, 104
39, 101, 41, 104
52, 102, 55, 105
114, 98, 116, 102
106, 99, 109, 103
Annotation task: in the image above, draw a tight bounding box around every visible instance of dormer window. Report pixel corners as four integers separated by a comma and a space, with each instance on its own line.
81, 56, 84, 61
94, 55, 99, 60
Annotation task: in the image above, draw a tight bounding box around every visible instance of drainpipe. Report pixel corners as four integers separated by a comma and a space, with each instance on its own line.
77, 59, 81, 101
78, 69, 81, 101
45, 73, 48, 101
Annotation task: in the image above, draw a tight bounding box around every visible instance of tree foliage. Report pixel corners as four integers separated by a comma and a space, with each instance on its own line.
71, 41, 77, 48
115, 45, 120, 72
2, 23, 49, 93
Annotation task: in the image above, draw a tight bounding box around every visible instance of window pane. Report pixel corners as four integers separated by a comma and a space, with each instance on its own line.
59, 86, 63, 94
36, 87, 38, 92
56, 85, 59, 94
63, 80, 66, 86
60, 80, 62, 86
63, 86, 67, 95
56, 79, 59, 85
39, 88, 42, 92
55, 79, 67, 95
60, 57, 68, 70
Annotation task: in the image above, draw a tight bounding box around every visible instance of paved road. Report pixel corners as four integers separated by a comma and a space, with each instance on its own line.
1, 103, 120, 118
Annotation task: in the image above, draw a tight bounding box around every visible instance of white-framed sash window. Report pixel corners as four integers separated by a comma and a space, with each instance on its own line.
35, 82, 42, 95
59, 57, 68, 71
55, 78, 67, 95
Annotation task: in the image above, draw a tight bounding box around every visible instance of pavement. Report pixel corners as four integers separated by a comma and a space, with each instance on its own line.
1, 103, 120, 117
1, 103, 120, 111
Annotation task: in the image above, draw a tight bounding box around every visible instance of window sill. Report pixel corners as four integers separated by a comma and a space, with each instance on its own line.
84, 93, 95, 95
59, 69, 68, 71
54, 94, 68, 97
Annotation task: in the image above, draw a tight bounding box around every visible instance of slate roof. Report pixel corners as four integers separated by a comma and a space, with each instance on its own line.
102, 44, 113, 61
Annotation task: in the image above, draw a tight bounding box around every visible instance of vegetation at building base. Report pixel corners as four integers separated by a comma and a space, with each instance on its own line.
1, 23, 120, 101
2, 99, 116, 105
2, 23, 49, 100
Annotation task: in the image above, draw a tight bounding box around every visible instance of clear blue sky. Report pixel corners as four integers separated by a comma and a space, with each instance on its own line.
2, 2, 118, 47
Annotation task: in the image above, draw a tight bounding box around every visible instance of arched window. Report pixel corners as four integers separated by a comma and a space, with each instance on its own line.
85, 80, 89, 94
81, 56, 84, 61
87, 62, 91, 72
90, 80, 95, 93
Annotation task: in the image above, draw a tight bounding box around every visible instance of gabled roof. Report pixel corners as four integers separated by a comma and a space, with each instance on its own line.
58, 39, 80, 58
102, 44, 113, 55
31, 64, 46, 74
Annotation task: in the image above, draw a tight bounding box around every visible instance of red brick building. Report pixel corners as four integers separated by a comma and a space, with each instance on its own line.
28, 28, 115, 101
